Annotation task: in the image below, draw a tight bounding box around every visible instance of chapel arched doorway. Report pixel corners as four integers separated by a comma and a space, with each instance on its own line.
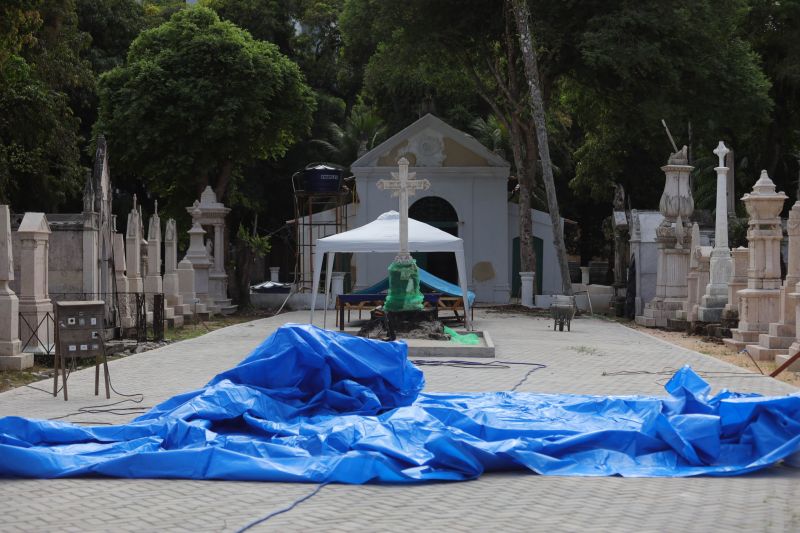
409, 196, 459, 283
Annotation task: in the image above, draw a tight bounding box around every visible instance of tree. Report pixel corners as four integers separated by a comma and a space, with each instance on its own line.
0, 0, 90, 212
202, 0, 294, 53
96, 7, 316, 215
312, 102, 387, 166
510, 0, 572, 295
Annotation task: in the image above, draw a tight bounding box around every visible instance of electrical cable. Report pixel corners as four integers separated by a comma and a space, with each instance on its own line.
410, 359, 546, 370
601, 367, 767, 378
510, 365, 546, 392
22, 356, 148, 424
234, 482, 329, 532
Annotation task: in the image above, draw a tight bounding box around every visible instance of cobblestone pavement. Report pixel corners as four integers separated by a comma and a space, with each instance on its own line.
2, 310, 799, 532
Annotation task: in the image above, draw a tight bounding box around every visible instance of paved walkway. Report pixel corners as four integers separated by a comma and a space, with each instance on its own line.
1, 311, 799, 532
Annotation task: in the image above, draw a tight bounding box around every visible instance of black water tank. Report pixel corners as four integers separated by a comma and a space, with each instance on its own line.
303, 163, 343, 193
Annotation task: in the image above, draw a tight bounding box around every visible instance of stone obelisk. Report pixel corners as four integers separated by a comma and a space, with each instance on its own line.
698, 141, 733, 322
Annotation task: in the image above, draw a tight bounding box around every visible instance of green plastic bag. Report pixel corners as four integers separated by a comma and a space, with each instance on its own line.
444, 326, 480, 345
384, 259, 425, 312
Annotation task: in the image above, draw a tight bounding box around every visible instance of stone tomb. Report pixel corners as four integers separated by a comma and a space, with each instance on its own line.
724, 171, 787, 355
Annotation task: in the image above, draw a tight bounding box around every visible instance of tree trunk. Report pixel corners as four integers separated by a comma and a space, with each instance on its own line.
215, 159, 234, 201
510, 0, 573, 296
510, 118, 535, 274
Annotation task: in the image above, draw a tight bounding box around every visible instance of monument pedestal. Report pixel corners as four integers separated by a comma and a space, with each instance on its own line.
697, 250, 732, 322
0, 285, 30, 370
636, 247, 690, 327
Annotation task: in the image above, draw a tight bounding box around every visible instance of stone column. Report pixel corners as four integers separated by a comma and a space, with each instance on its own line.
330, 272, 346, 306
213, 223, 224, 275
580, 267, 590, 286
113, 233, 133, 330
17, 213, 53, 354
724, 171, 787, 356
677, 223, 701, 321
178, 257, 205, 318
163, 219, 187, 318
698, 142, 733, 322
0, 205, 29, 369
722, 247, 748, 322
270, 267, 280, 282
144, 207, 163, 298
520, 271, 535, 308
126, 198, 143, 294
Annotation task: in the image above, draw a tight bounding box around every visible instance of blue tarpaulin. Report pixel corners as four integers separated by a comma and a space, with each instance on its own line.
1, 324, 800, 481
356, 267, 476, 306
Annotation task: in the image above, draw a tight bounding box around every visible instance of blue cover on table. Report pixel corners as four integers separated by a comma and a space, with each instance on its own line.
1, 324, 800, 482
356, 267, 476, 306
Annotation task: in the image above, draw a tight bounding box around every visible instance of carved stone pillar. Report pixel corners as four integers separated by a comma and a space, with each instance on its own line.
17, 213, 53, 355
0, 205, 28, 369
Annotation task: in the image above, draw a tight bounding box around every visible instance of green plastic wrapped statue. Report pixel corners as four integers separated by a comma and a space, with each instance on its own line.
384, 259, 425, 311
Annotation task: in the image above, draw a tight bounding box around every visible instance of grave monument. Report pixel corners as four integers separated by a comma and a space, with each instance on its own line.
186, 187, 233, 314
17, 212, 53, 354
747, 200, 800, 360
697, 142, 733, 322
164, 219, 191, 324
183, 207, 215, 314
0, 205, 29, 369
636, 147, 694, 327
724, 171, 787, 355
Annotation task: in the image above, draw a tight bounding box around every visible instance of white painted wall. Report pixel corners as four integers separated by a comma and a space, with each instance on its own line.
351, 166, 510, 303
507, 203, 565, 296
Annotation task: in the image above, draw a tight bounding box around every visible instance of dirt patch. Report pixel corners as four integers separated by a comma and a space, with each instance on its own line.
626, 321, 800, 388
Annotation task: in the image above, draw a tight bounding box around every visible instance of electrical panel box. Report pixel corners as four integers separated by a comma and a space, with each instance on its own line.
56, 301, 106, 359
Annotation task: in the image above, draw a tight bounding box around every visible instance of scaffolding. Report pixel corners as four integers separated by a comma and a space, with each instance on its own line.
292, 172, 352, 292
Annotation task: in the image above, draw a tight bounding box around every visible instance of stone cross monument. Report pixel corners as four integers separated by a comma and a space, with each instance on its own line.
376, 158, 430, 312
377, 157, 430, 262
698, 141, 733, 322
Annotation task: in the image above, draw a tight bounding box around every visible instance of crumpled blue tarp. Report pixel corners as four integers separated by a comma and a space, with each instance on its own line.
1, 324, 800, 482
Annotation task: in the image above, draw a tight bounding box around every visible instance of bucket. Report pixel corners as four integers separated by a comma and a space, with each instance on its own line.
303, 164, 343, 193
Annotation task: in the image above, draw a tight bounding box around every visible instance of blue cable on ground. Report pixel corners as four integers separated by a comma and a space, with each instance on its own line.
235, 483, 329, 532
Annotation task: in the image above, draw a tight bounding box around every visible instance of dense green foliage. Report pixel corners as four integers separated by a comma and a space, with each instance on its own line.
96, 7, 315, 216
1, 0, 799, 273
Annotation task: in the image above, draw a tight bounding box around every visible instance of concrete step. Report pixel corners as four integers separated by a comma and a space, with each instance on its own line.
722, 338, 746, 352
666, 318, 688, 331
768, 323, 795, 338
775, 350, 800, 371
219, 304, 238, 316
757, 333, 795, 350
635, 316, 656, 327
745, 344, 789, 361
730, 329, 760, 343
167, 315, 185, 328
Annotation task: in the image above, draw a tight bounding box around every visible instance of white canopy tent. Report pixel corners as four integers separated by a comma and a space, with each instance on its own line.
310, 211, 472, 330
